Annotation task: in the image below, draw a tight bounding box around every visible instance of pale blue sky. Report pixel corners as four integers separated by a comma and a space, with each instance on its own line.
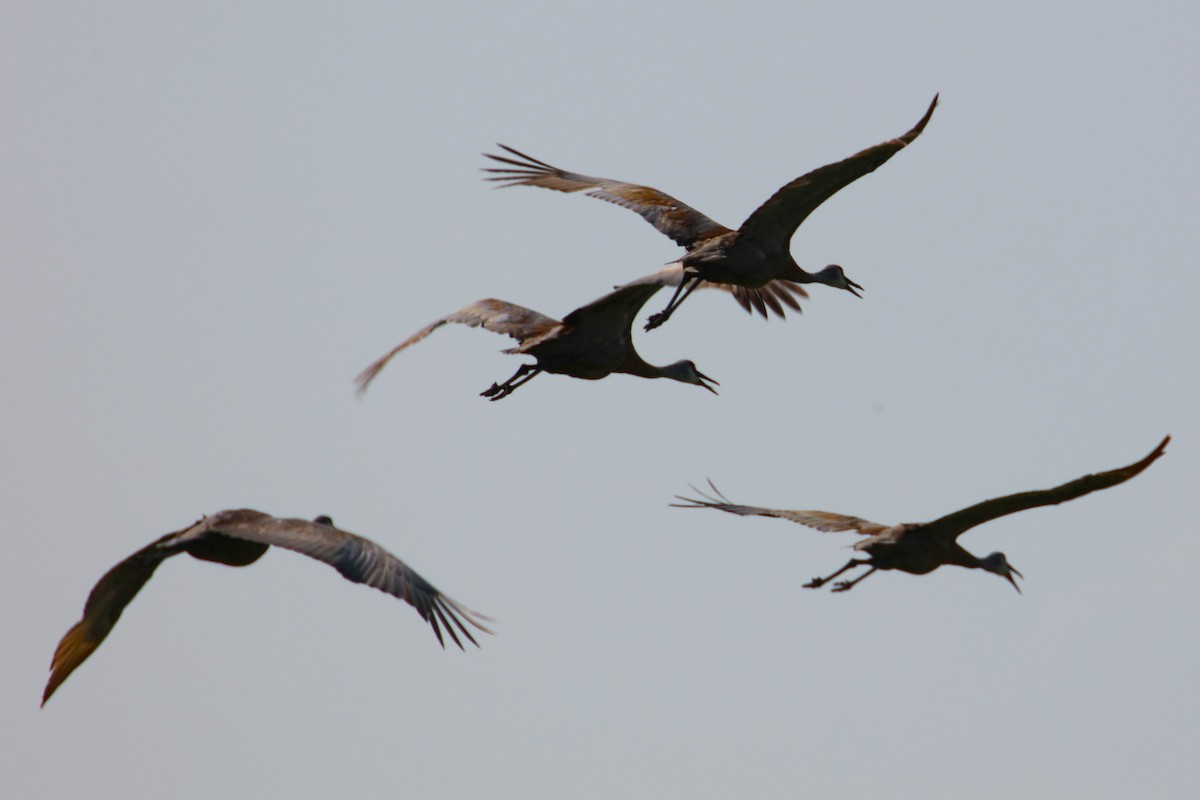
3, 2, 1196, 798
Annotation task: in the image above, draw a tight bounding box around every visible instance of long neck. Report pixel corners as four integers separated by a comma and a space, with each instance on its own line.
780, 258, 817, 283
623, 353, 674, 381
938, 541, 986, 570
621, 350, 701, 387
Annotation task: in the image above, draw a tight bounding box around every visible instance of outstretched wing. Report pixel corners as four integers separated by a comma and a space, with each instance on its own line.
209, 513, 493, 650
926, 435, 1170, 541
616, 264, 809, 320
355, 299, 561, 394
44, 511, 493, 705
483, 144, 732, 248
672, 481, 889, 535
738, 94, 938, 244
42, 529, 186, 706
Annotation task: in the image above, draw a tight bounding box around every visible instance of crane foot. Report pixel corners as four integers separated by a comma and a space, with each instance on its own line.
831, 581, 855, 593
802, 577, 826, 589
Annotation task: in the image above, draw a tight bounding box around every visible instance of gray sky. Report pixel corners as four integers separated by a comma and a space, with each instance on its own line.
4, 2, 1196, 797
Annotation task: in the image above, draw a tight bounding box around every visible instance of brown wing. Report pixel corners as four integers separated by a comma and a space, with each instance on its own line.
483, 144, 732, 248
615, 264, 808, 320
672, 481, 889, 536
926, 436, 1170, 542
42, 530, 185, 706
355, 298, 561, 395
738, 94, 938, 244
205, 512, 492, 650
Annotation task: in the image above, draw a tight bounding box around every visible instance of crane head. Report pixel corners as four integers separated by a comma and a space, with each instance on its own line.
669, 360, 719, 395
814, 264, 863, 298
980, 551, 1023, 593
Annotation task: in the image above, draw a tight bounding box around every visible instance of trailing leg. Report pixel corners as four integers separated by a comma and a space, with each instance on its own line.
832, 567, 877, 593
645, 274, 703, 331
481, 364, 542, 400
804, 558, 869, 589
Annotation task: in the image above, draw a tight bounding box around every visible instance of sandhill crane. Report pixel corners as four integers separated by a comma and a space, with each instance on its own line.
673, 436, 1168, 593
42, 510, 491, 705
483, 94, 937, 330
355, 280, 718, 400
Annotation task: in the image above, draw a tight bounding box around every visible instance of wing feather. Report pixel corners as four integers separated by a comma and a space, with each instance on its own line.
42, 528, 191, 705
484, 144, 732, 248
215, 515, 493, 648
738, 95, 938, 243
672, 481, 888, 535
926, 436, 1169, 541
355, 299, 560, 395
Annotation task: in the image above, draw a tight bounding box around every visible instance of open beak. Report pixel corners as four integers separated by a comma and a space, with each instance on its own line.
845, 278, 864, 298
1006, 565, 1023, 594
696, 371, 720, 395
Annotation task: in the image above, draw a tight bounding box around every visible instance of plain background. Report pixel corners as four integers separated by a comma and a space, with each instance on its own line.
3, 2, 1196, 797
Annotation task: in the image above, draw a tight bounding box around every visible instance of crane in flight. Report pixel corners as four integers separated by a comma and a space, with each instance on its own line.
43, 509, 491, 705
483, 94, 937, 329
355, 280, 718, 400
673, 436, 1168, 593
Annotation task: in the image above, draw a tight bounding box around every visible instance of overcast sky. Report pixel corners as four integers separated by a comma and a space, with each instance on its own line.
3, 2, 1196, 798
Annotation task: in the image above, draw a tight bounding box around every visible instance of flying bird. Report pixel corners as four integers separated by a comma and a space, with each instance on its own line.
355, 280, 718, 400
483, 94, 937, 329
673, 436, 1168, 593
43, 510, 491, 705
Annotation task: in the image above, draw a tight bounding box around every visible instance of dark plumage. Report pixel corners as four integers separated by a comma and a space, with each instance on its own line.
43, 510, 490, 705
674, 436, 1168, 593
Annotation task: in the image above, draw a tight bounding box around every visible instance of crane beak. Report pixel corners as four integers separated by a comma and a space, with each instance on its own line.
1005, 565, 1023, 594
696, 371, 720, 395
845, 278, 864, 298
